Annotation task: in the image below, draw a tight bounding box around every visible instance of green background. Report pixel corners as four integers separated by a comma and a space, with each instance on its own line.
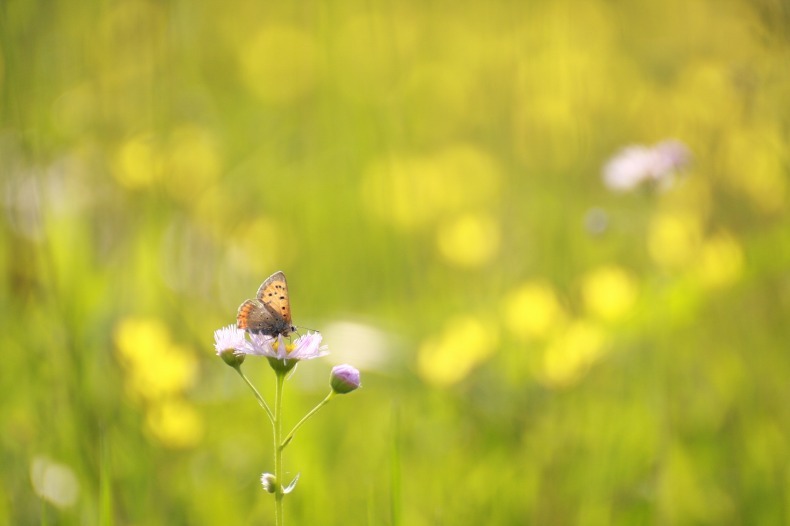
2, 0, 790, 524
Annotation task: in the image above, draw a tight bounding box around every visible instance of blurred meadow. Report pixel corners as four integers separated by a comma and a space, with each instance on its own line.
2, 0, 790, 524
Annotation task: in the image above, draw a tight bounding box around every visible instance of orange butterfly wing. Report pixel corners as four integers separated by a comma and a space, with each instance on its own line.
237, 299, 264, 331
237, 271, 294, 336
257, 271, 292, 326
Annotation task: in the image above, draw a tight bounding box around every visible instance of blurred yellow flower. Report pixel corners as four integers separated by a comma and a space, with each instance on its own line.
694, 232, 744, 289
124, 343, 197, 401
115, 318, 202, 449
240, 25, 317, 105
542, 320, 606, 388
647, 211, 702, 269
115, 317, 171, 365
145, 398, 204, 449
417, 316, 498, 387
580, 265, 639, 322
114, 126, 221, 198
436, 213, 500, 268
114, 134, 164, 190
114, 318, 198, 401
503, 281, 565, 340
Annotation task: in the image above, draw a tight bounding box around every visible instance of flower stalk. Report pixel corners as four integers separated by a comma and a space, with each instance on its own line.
282, 392, 334, 449
235, 368, 274, 423
273, 370, 285, 526
213, 324, 361, 526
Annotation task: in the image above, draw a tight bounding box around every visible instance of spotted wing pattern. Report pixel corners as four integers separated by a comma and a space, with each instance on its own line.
236, 271, 294, 336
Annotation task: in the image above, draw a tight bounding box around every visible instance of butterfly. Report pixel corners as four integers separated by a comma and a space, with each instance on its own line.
237, 271, 296, 337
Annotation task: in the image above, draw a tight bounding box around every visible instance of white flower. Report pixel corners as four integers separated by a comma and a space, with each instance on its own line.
213, 325, 250, 355
214, 323, 328, 372
213, 325, 250, 367
238, 331, 328, 362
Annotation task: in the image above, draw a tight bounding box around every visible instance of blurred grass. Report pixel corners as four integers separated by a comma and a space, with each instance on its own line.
2, 0, 790, 524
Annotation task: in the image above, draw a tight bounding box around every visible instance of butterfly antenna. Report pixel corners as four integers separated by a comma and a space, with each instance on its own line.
294, 324, 319, 335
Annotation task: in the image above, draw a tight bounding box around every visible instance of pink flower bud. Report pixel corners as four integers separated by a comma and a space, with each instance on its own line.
330, 364, 361, 394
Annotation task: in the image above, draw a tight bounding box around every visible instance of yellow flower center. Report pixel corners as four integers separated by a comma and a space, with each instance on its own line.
272, 340, 296, 354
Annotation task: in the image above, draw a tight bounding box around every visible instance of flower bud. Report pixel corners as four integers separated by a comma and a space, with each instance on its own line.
218, 348, 245, 368
329, 364, 361, 394
267, 357, 298, 375
213, 325, 248, 369
260, 473, 277, 493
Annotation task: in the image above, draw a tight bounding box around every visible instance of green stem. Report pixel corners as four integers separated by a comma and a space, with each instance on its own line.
281, 392, 334, 449
235, 368, 274, 423
274, 371, 285, 526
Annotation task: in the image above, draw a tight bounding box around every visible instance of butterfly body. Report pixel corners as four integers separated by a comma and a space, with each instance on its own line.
237, 271, 296, 337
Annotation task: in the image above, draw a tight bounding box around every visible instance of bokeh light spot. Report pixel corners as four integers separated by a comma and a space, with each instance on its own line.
695, 232, 744, 289
115, 317, 172, 365
542, 320, 607, 388
503, 281, 565, 340
580, 265, 639, 322
114, 134, 163, 190
114, 318, 197, 401
322, 321, 393, 372
418, 316, 498, 387
647, 212, 702, 269
436, 213, 500, 268
145, 398, 204, 449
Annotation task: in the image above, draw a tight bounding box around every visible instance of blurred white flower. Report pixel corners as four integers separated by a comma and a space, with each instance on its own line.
321, 321, 393, 372
30, 456, 80, 508
603, 139, 691, 192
